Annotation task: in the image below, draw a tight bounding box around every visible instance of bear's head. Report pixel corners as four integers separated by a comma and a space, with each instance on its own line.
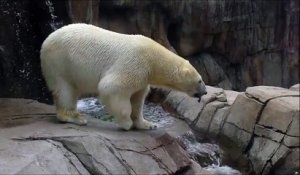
175, 61, 207, 101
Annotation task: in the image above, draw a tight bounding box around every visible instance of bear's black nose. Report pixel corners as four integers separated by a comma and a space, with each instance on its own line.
193, 93, 200, 98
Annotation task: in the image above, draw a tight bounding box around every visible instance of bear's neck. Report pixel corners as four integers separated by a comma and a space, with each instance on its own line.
148, 47, 185, 91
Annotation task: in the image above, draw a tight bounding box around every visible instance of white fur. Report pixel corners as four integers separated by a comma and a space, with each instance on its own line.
41, 23, 202, 130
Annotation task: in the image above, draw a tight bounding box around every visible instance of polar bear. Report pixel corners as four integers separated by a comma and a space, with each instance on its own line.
40, 23, 207, 130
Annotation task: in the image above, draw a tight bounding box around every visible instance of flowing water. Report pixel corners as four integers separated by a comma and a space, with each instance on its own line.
45, 0, 62, 30
77, 97, 242, 175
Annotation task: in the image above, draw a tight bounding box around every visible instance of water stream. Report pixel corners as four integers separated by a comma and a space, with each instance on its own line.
77, 97, 242, 175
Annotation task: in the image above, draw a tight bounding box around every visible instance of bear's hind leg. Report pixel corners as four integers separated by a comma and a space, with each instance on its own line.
54, 80, 87, 125
131, 86, 157, 130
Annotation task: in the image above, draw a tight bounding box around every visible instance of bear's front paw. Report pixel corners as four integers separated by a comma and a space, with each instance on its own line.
134, 119, 157, 130
118, 119, 133, 131
73, 114, 88, 125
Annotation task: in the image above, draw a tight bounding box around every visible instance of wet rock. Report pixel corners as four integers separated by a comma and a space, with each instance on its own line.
161, 85, 300, 174
183, 160, 212, 175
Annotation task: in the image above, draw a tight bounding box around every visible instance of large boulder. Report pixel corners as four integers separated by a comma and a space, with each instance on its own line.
161, 85, 299, 175
0, 98, 208, 175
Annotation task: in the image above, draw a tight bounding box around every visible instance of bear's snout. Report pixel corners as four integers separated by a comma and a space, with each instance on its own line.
194, 81, 207, 102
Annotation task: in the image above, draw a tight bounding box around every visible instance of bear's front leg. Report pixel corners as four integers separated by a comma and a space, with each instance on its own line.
101, 94, 133, 130
130, 86, 157, 130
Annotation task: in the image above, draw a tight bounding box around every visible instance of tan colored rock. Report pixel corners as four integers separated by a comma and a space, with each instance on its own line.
225, 93, 264, 133
176, 95, 203, 122
209, 106, 230, 136
246, 86, 299, 103
224, 90, 241, 105
258, 96, 299, 134
194, 101, 227, 133
163, 86, 225, 123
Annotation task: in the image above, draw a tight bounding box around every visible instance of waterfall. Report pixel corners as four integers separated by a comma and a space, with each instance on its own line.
45, 0, 59, 30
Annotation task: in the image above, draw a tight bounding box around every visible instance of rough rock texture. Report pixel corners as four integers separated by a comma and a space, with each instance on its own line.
158, 85, 300, 175
0, 0, 298, 101
290, 83, 300, 92
0, 98, 213, 175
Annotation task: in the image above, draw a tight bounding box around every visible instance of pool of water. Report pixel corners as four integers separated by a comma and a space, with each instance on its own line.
77, 97, 242, 175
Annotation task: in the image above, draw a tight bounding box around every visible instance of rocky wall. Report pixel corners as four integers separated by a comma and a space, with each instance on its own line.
159, 84, 300, 174
0, 0, 298, 101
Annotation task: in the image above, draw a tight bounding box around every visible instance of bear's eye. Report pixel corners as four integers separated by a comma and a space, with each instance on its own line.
198, 80, 202, 83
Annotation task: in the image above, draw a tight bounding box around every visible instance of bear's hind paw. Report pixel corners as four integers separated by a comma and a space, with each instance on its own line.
57, 110, 88, 126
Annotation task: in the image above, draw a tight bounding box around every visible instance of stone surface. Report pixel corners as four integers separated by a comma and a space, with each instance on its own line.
208, 106, 230, 136
194, 101, 227, 135
0, 98, 205, 175
162, 90, 187, 115
248, 137, 281, 174
283, 135, 300, 147
162, 86, 225, 123
258, 96, 299, 134
271, 148, 300, 175
289, 84, 300, 92
225, 93, 263, 133
221, 123, 252, 150
175, 95, 202, 122
161, 85, 299, 174
246, 86, 299, 103
254, 125, 285, 143
224, 90, 241, 105
0, 140, 89, 174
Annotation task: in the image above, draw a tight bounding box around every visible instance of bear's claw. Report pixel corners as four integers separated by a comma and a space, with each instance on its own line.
149, 124, 158, 130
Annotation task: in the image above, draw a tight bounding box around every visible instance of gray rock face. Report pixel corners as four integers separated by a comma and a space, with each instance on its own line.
0, 0, 298, 101
159, 86, 300, 175
0, 98, 212, 175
